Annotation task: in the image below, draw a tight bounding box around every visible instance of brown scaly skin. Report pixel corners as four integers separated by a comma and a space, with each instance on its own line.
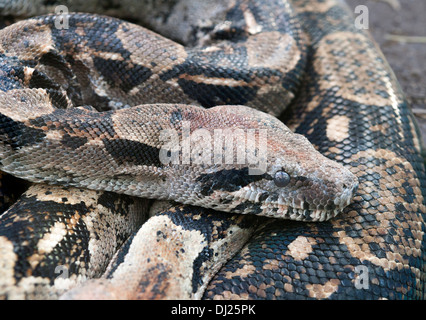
0, 0, 425, 300
0, 101, 357, 220
204, 0, 426, 300
0, 7, 357, 221
0, 184, 149, 299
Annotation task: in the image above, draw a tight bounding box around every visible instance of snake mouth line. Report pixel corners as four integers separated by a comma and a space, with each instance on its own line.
229, 196, 352, 222
273, 205, 342, 222
269, 192, 356, 221
232, 183, 358, 221
267, 181, 358, 221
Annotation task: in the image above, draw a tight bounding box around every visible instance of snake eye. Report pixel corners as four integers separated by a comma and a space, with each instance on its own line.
274, 170, 290, 187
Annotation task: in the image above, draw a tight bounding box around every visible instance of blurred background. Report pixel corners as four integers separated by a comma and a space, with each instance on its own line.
346, 0, 426, 148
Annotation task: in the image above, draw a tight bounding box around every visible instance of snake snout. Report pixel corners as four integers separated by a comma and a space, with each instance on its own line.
294, 158, 359, 221
322, 162, 359, 213
335, 171, 359, 208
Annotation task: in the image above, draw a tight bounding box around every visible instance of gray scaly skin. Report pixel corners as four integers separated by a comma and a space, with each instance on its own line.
0, 13, 358, 221
0, 0, 424, 300
0, 0, 359, 300
0, 100, 358, 221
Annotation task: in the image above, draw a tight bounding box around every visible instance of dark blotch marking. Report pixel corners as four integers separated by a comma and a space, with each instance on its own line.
136, 263, 170, 297
102, 138, 163, 167
97, 191, 137, 219
170, 109, 183, 125
45, 89, 70, 109
60, 133, 88, 150
30, 108, 118, 140
38, 50, 74, 79
401, 181, 415, 203
191, 246, 214, 293
177, 79, 257, 108
0, 113, 46, 150
0, 194, 92, 283
232, 202, 263, 215
93, 57, 152, 93
258, 193, 269, 202
0, 56, 27, 92
295, 176, 308, 182
196, 167, 266, 196
28, 69, 61, 91
104, 232, 137, 279
156, 205, 257, 294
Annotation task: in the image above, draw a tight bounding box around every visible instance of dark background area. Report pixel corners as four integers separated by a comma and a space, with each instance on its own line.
346, 0, 426, 148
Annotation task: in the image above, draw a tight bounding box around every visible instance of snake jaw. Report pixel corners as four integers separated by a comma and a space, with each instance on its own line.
262, 202, 343, 222
225, 163, 359, 221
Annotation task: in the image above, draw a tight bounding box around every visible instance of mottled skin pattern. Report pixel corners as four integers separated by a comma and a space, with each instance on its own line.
61, 203, 261, 300
204, 0, 426, 300
0, 0, 424, 300
0, 184, 149, 299
0, 100, 357, 219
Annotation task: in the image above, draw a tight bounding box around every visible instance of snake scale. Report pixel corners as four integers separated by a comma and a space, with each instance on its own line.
0, 0, 424, 300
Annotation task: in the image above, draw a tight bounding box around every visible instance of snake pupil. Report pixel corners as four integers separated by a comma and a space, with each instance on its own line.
274, 170, 290, 187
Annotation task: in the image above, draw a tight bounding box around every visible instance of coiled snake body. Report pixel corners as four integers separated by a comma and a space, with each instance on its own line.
0, 0, 425, 299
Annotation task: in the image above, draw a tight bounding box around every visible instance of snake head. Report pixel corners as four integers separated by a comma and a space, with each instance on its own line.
255, 134, 359, 221
218, 134, 359, 221
196, 106, 359, 222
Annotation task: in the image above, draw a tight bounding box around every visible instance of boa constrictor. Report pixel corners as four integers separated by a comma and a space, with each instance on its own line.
0, 0, 424, 300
